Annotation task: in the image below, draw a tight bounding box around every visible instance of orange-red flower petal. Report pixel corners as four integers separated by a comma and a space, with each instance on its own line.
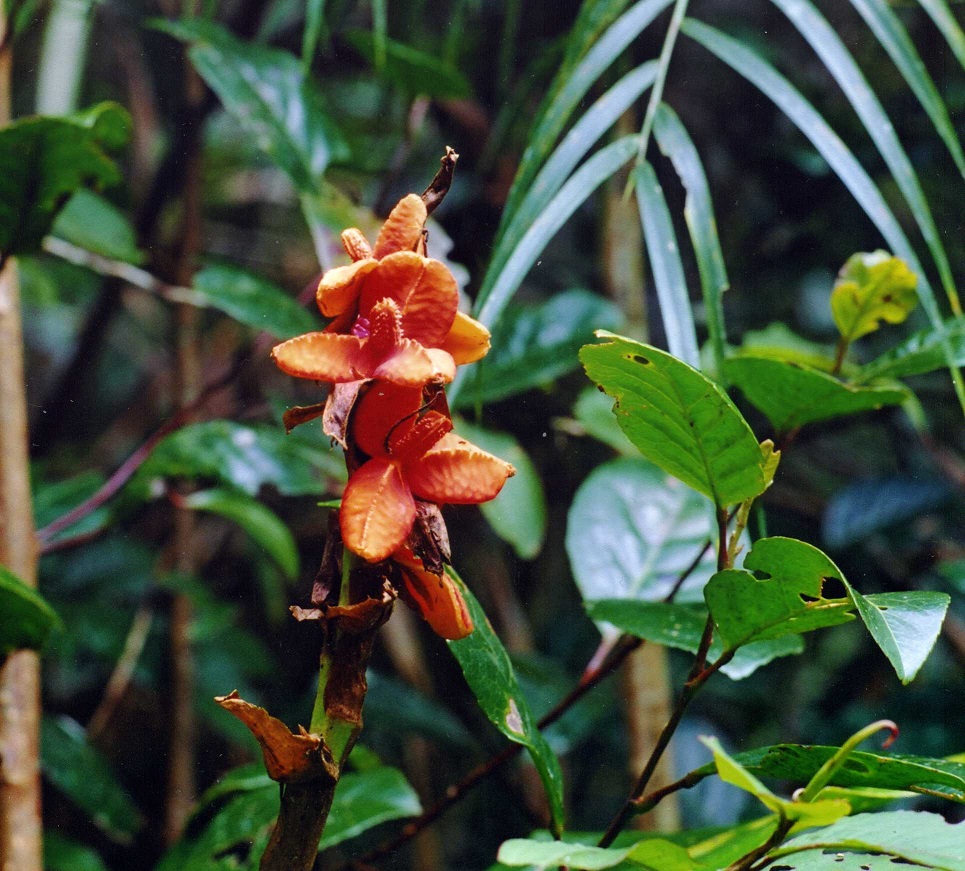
396, 552, 473, 640
352, 384, 425, 458
373, 194, 427, 259
340, 457, 416, 561
440, 311, 491, 364
358, 252, 458, 347
271, 333, 365, 381
407, 433, 515, 504
316, 259, 378, 317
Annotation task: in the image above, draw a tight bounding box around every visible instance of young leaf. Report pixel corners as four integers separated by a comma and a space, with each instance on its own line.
51, 190, 143, 265
41, 716, 143, 843
652, 103, 729, 372
856, 317, 965, 382
0, 104, 130, 257
776, 810, 965, 870
446, 568, 565, 835
635, 161, 700, 368
454, 289, 624, 408
345, 31, 471, 98
580, 334, 768, 508
831, 251, 918, 342
723, 356, 909, 433
181, 488, 299, 580
704, 537, 855, 649
0, 566, 62, 656
567, 458, 717, 606
848, 591, 950, 685
586, 599, 804, 679
154, 18, 347, 194
192, 264, 319, 340
455, 422, 547, 560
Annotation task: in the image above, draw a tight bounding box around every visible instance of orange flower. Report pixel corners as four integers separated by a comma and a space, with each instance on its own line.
393, 545, 473, 640
340, 384, 515, 562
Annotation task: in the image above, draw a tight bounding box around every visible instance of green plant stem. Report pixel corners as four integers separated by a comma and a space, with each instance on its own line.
798, 719, 898, 802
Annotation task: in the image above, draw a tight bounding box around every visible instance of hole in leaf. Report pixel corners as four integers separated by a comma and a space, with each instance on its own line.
751, 570, 772, 581
799, 593, 820, 604
841, 758, 873, 774
876, 605, 889, 612
822, 577, 847, 599
629, 354, 651, 365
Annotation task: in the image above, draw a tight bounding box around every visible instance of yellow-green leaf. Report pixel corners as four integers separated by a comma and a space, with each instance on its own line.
831, 251, 918, 342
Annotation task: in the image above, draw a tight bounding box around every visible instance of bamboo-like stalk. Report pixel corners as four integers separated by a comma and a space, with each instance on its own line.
0, 9, 43, 867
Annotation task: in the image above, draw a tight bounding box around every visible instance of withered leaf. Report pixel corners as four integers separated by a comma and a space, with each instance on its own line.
323, 380, 365, 449
283, 401, 329, 434
405, 500, 451, 574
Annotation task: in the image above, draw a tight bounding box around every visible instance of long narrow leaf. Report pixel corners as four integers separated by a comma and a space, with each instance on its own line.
635, 161, 700, 368
848, 0, 965, 180
489, 0, 672, 276
652, 102, 729, 372
485, 61, 658, 307
683, 18, 965, 413
772, 0, 961, 317
918, 0, 965, 73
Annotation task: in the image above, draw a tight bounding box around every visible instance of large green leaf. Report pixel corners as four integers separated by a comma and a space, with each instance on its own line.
497, 836, 700, 870
0, 103, 130, 257
155, 18, 347, 193
831, 251, 919, 342
586, 599, 804, 679
44, 832, 109, 871
446, 568, 565, 835
136, 420, 345, 498
181, 488, 299, 580
652, 103, 729, 372
458, 289, 624, 408
776, 811, 965, 870
635, 161, 700, 368
41, 716, 143, 843
857, 317, 965, 382
580, 334, 768, 507
566, 458, 717, 607
704, 537, 855, 649
51, 189, 143, 264
723, 356, 909, 433
769, 850, 949, 870
773, 0, 959, 317
0, 566, 62, 656
848, 0, 965, 179
345, 31, 471, 98
455, 422, 547, 560
192, 264, 318, 340
848, 590, 949, 684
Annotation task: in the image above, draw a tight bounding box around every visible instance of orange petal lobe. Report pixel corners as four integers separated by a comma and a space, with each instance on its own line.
317, 259, 378, 317
389, 410, 452, 462
406, 433, 515, 504
440, 311, 491, 364
271, 333, 365, 382
341, 458, 416, 561
371, 340, 453, 387
352, 384, 425, 458
341, 228, 372, 261
373, 194, 427, 259
394, 549, 472, 640
359, 252, 458, 346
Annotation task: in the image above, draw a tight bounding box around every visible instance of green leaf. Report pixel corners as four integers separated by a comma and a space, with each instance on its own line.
0, 566, 62, 656
767, 849, 946, 870
687, 818, 779, 869
848, 0, 965, 180
773, 0, 960, 318
318, 766, 422, 850
831, 251, 919, 342
586, 599, 804, 679
635, 162, 700, 368
733, 323, 837, 371
497, 836, 701, 870
567, 458, 717, 606
41, 716, 143, 843
723, 356, 909, 433
365, 671, 475, 748
848, 591, 949, 684
0, 104, 129, 257
44, 832, 109, 871
483, 61, 658, 311
571, 387, 637, 455
714, 744, 965, 804
857, 317, 965, 382
580, 334, 768, 507
652, 103, 729, 373
704, 537, 855, 649
137, 420, 344, 498
301, 0, 328, 67
682, 18, 965, 413
919, 0, 965, 79
446, 568, 565, 835
192, 264, 318, 339
345, 31, 471, 99
777, 811, 965, 870
701, 737, 850, 830
182, 488, 299, 580
457, 289, 624, 408
51, 190, 143, 264
455, 422, 547, 560
154, 18, 347, 193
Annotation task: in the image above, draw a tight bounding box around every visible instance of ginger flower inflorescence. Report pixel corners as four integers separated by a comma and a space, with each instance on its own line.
272, 173, 513, 639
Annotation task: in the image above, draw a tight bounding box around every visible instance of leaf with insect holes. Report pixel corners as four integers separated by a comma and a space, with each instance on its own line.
831, 251, 918, 342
